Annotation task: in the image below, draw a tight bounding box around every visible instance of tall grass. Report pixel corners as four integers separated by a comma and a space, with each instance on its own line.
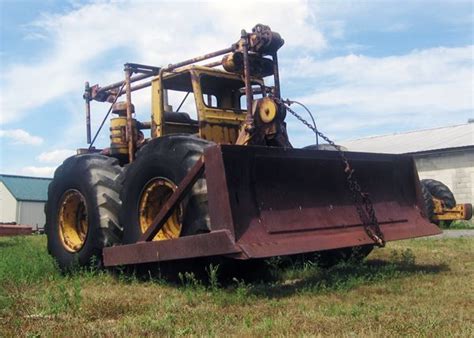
0, 235, 59, 285
0, 235, 472, 336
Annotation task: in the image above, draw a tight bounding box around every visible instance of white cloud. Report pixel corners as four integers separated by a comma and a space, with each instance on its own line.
20, 166, 56, 178
0, 129, 43, 145
37, 149, 75, 163
283, 45, 473, 142
0, 0, 323, 125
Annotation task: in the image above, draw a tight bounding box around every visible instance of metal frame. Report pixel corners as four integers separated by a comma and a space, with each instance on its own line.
83, 26, 284, 159
432, 200, 473, 221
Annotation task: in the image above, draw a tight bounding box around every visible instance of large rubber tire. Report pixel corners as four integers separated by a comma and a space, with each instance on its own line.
45, 154, 122, 271
119, 135, 213, 244
420, 182, 435, 220
421, 179, 456, 208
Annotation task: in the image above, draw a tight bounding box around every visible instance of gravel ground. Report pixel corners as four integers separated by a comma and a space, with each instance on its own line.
428, 229, 474, 239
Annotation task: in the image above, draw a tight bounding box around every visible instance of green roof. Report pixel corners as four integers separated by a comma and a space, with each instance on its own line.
0, 174, 52, 202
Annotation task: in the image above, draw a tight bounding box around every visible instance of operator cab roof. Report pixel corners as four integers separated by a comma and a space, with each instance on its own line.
157, 65, 264, 93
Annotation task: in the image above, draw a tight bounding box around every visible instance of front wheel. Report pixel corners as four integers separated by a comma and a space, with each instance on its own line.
119, 135, 213, 244
45, 154, 122, 271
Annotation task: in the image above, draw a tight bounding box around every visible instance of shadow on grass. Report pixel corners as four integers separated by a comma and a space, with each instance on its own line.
108, 251, 449, 299
0, 241, 17, 248
249, 259, 450, 299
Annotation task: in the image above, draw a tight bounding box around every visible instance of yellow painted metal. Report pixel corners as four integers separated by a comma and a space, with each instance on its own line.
432, 198, 469, 221
191, 68, 246, 144
151, 77, 163, 138
150, 66, 264, 144
110, 117, 137, 155
58, 189, 88, 253
258, 97, 277, 123
138, 177, 182, 241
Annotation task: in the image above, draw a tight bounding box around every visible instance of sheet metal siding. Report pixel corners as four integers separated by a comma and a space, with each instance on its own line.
18, 201, 46, 230
0, 181, 18, 223
0, 175, 52, 202
340, 123, 474, 154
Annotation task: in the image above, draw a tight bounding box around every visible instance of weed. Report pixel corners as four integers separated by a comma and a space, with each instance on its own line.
1, 235, 473, 336
389, 248, 416, 267
178, 271, 200, 288
233, 277, 252, 304
44, 278, 82, 316
446, 220, 474, 229
205, 263, 220, 290
178, 271, 204, 306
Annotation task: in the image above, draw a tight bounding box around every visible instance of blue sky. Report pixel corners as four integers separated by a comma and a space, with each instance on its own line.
0, 0, 472, 177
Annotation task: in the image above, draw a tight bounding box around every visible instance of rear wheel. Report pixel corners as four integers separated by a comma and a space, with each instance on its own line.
421, 179, 456, 208
45, 154, 122, 271
420, 182, 435, 221
119, 135, 213, 244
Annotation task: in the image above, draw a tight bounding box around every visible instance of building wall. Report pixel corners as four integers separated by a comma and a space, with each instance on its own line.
18, 201, 46, 231
415, 149, 474, 203
0, 181, 18, 223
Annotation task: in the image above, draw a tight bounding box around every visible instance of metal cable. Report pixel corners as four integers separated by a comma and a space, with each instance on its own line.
88, 83, 126, 150
277, 98, 385, 247
176, 92, 190, 112
283, 99, 319, 146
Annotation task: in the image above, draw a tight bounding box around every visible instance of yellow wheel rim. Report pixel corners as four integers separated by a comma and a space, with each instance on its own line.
58, 189, 88, 252
138, 177, 182, 241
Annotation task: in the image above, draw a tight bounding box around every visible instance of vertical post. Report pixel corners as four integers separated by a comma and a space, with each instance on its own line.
235, 30, 255, 145
242, 30, 253, 116
84, 82, 92, 144
272, 52, 281, 99
124, 65, 135, 162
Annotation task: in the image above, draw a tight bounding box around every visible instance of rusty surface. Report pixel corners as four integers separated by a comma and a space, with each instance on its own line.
242, 31, 253, 130
248, 24, 285, 55
103, 230, 240, 266
271, 53, 281, 99
84, 82, 92, 144
236, 220, 440, 259
464, 203, 473, 220
103, 145, 440, 267
78, 24, 442, 268
164, 47, 234, 72
92, 63, 161, 101
124, 67, 135, 162
207, 145, 439, 257
204, 146, 236, 237
0, 224, 32, 237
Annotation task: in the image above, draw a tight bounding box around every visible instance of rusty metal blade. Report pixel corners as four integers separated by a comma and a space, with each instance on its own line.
103, 230, 240, 267
204, 145, 440, 257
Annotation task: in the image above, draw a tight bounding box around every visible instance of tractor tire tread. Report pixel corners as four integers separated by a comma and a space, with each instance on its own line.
45, 154, 122, 271
421, 179, 456, 209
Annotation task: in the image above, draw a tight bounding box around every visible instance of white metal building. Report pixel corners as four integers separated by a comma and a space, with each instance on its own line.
340, 122, 474, 204
0, 174, 52, 230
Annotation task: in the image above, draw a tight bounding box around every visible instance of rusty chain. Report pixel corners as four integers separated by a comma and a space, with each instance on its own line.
278, 98, 385, 247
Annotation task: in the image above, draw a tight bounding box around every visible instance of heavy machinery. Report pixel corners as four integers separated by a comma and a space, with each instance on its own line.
45, 24, 441, 271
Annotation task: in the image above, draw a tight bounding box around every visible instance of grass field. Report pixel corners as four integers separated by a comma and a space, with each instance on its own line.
1, 234, 473, 336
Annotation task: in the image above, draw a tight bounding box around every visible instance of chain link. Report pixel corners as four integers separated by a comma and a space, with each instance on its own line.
278, 99, 385, 247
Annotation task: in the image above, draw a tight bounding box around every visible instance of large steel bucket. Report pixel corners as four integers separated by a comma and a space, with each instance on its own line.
205, 145, 441, 259
103, 144, 441, 267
